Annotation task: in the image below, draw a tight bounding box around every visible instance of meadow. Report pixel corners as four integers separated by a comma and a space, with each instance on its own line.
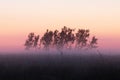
0, 50, 120, 80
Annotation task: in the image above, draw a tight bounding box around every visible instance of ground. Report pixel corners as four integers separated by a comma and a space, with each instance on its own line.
0, 51, 120, 80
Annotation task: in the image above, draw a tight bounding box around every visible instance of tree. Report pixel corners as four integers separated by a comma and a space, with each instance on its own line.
90, 36, 98, 48
24, 32, 35, 50
33, 35, 40, 48
75, 29, 90, 49
24, 26, 98, 52
40, 30, 54, 50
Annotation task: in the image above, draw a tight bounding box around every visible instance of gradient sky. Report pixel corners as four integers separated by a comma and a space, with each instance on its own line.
0, 0, 120, 53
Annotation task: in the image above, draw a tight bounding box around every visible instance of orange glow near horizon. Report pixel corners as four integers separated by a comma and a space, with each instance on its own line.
0, 0, 120, 52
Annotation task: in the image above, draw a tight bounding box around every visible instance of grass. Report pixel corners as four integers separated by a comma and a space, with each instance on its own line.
0, 51, 120, 80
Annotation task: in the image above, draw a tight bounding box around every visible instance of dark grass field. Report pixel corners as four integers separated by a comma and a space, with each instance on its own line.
0, 52, 120, 80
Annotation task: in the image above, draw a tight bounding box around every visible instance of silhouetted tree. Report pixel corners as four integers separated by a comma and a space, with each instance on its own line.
64, 28, 75, 49
75, 29, 90, 49
33, 35, 40, 48
24, 26, 98, 52
24, 32, 35, 50
90, 36, 98, 48
40, 29, 53, 50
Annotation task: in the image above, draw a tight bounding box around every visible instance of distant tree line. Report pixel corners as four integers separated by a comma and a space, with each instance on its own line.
24, 26, 98, 50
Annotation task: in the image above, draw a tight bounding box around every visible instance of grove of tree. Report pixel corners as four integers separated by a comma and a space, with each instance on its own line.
24, 26, 98, 51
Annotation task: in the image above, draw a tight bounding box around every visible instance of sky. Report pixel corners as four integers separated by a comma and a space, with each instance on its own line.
0, 0, 120, 53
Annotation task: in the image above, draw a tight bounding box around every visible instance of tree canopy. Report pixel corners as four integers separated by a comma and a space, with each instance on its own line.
24, 26, 98, 51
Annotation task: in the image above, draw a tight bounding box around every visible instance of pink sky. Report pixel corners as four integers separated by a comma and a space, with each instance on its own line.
0, 0, 120, 53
